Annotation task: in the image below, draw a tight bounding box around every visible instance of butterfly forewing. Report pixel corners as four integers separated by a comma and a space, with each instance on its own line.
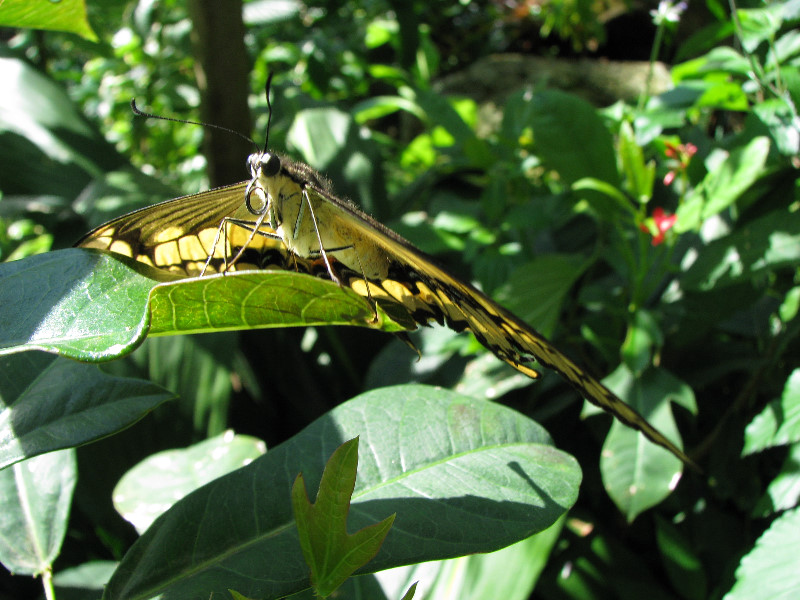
77, 182, 299, 276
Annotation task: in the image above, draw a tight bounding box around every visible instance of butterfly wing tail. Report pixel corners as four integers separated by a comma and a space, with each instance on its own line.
487, 313, 696, 468
406, 271, 695, 467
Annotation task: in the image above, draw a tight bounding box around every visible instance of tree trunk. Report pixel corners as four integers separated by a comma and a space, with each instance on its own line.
187, 0, 252, 187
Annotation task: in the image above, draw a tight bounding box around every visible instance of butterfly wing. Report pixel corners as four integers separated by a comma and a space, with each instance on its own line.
299, 179, 692, 465
76, 182, 299, 276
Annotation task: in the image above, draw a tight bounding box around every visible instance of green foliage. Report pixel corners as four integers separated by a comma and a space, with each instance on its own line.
292, 437, 395, 598
1, 1, 800, 599
100, 385, 579, 599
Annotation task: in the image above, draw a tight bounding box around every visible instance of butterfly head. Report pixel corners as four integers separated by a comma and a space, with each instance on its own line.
245, 151, 282, 216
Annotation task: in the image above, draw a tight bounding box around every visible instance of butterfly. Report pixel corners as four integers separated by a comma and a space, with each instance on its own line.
76, 145, 693, 468
76, 93, 692, 467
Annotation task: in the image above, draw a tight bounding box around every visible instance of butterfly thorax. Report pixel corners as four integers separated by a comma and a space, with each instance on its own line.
247, 151, 391, 280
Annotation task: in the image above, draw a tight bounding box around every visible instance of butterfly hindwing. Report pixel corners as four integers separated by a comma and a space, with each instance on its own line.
271, 161, 691, 465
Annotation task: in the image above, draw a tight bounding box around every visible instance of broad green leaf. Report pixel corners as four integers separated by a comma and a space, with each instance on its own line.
53, 561, 118, 598
147, 271, 395, 335
505, 90, 619, 185
0, 449, 76, 576
724, 507, 800, 600
292, 437, 395, 598
736, 5, 784, 53
751, 443, 800, 517
596, 366, 695, 521
0, 249, 409, 361
496, 254, 588, 339
287, 107, 383, 216
374, 520, 563, 600
0, 0, 97, 41
0, 249, 164, 361
0, 56, 123, 199
751, 98, 800, 157
680, 208, 800, 291
672, 47, 751, 82
676, 137, 771, 233
0, 353, 174, 470
743, 369, 800, 455
114, 431, 267, 534
102, 385, 581, 600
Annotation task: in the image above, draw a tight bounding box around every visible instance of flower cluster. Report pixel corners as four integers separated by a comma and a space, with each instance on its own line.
639, 207, 678, 246
663, 141, 697, 186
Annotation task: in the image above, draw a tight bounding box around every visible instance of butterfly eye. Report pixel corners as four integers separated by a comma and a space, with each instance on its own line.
261, 153, 281, 177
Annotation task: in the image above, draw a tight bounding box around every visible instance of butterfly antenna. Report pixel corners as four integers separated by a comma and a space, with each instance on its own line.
130, 99, 259, 151
262, 71, 274, 152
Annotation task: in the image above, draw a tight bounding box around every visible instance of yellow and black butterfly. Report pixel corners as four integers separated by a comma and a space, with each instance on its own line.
76, 112, 692, 467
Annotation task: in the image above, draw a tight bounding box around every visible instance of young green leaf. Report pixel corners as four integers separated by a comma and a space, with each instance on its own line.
292, 437, 395, 598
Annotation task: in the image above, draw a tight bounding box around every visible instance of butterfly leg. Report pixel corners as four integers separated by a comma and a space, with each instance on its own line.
201, 214, 279, 275
301, 186, 341, 285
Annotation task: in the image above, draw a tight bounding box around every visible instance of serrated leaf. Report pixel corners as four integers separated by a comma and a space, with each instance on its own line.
0, 449, 76, 576
293, 437, 395, 598
0, 353, 174, 470
724, 507, 800, 600
102, 385, 581, 600
114, 431, 267, 534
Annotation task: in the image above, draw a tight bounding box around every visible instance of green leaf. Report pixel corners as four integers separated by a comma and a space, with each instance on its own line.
596, 366, 695, 521
0, 0, 97, 41
292, 437, 395, 598
114, 431, 267, 534
400, 582, 418, 600
496, 254, 588, 338
148, 271, 401, 335
680, 208, 800, 291
655, 515, 707, 600
676, 137, 771, 233
724, 507, 800, 600
380, 521, 563, 600
621, 309, 663, 375
0, 449, 76, 576
53, 561, 117, 598
102, 385, 581, 600
751, 443, 800, 517
0, 249, 409, 361
0, 353, 174, 470
736, 5, 784, 53
505, 90, 619, 185
0, 249, 163, 361
743, 369, 800, 455
619, 121, 655, 203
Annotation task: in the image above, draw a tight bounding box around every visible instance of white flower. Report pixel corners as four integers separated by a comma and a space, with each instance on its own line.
650, 1, 688, 25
